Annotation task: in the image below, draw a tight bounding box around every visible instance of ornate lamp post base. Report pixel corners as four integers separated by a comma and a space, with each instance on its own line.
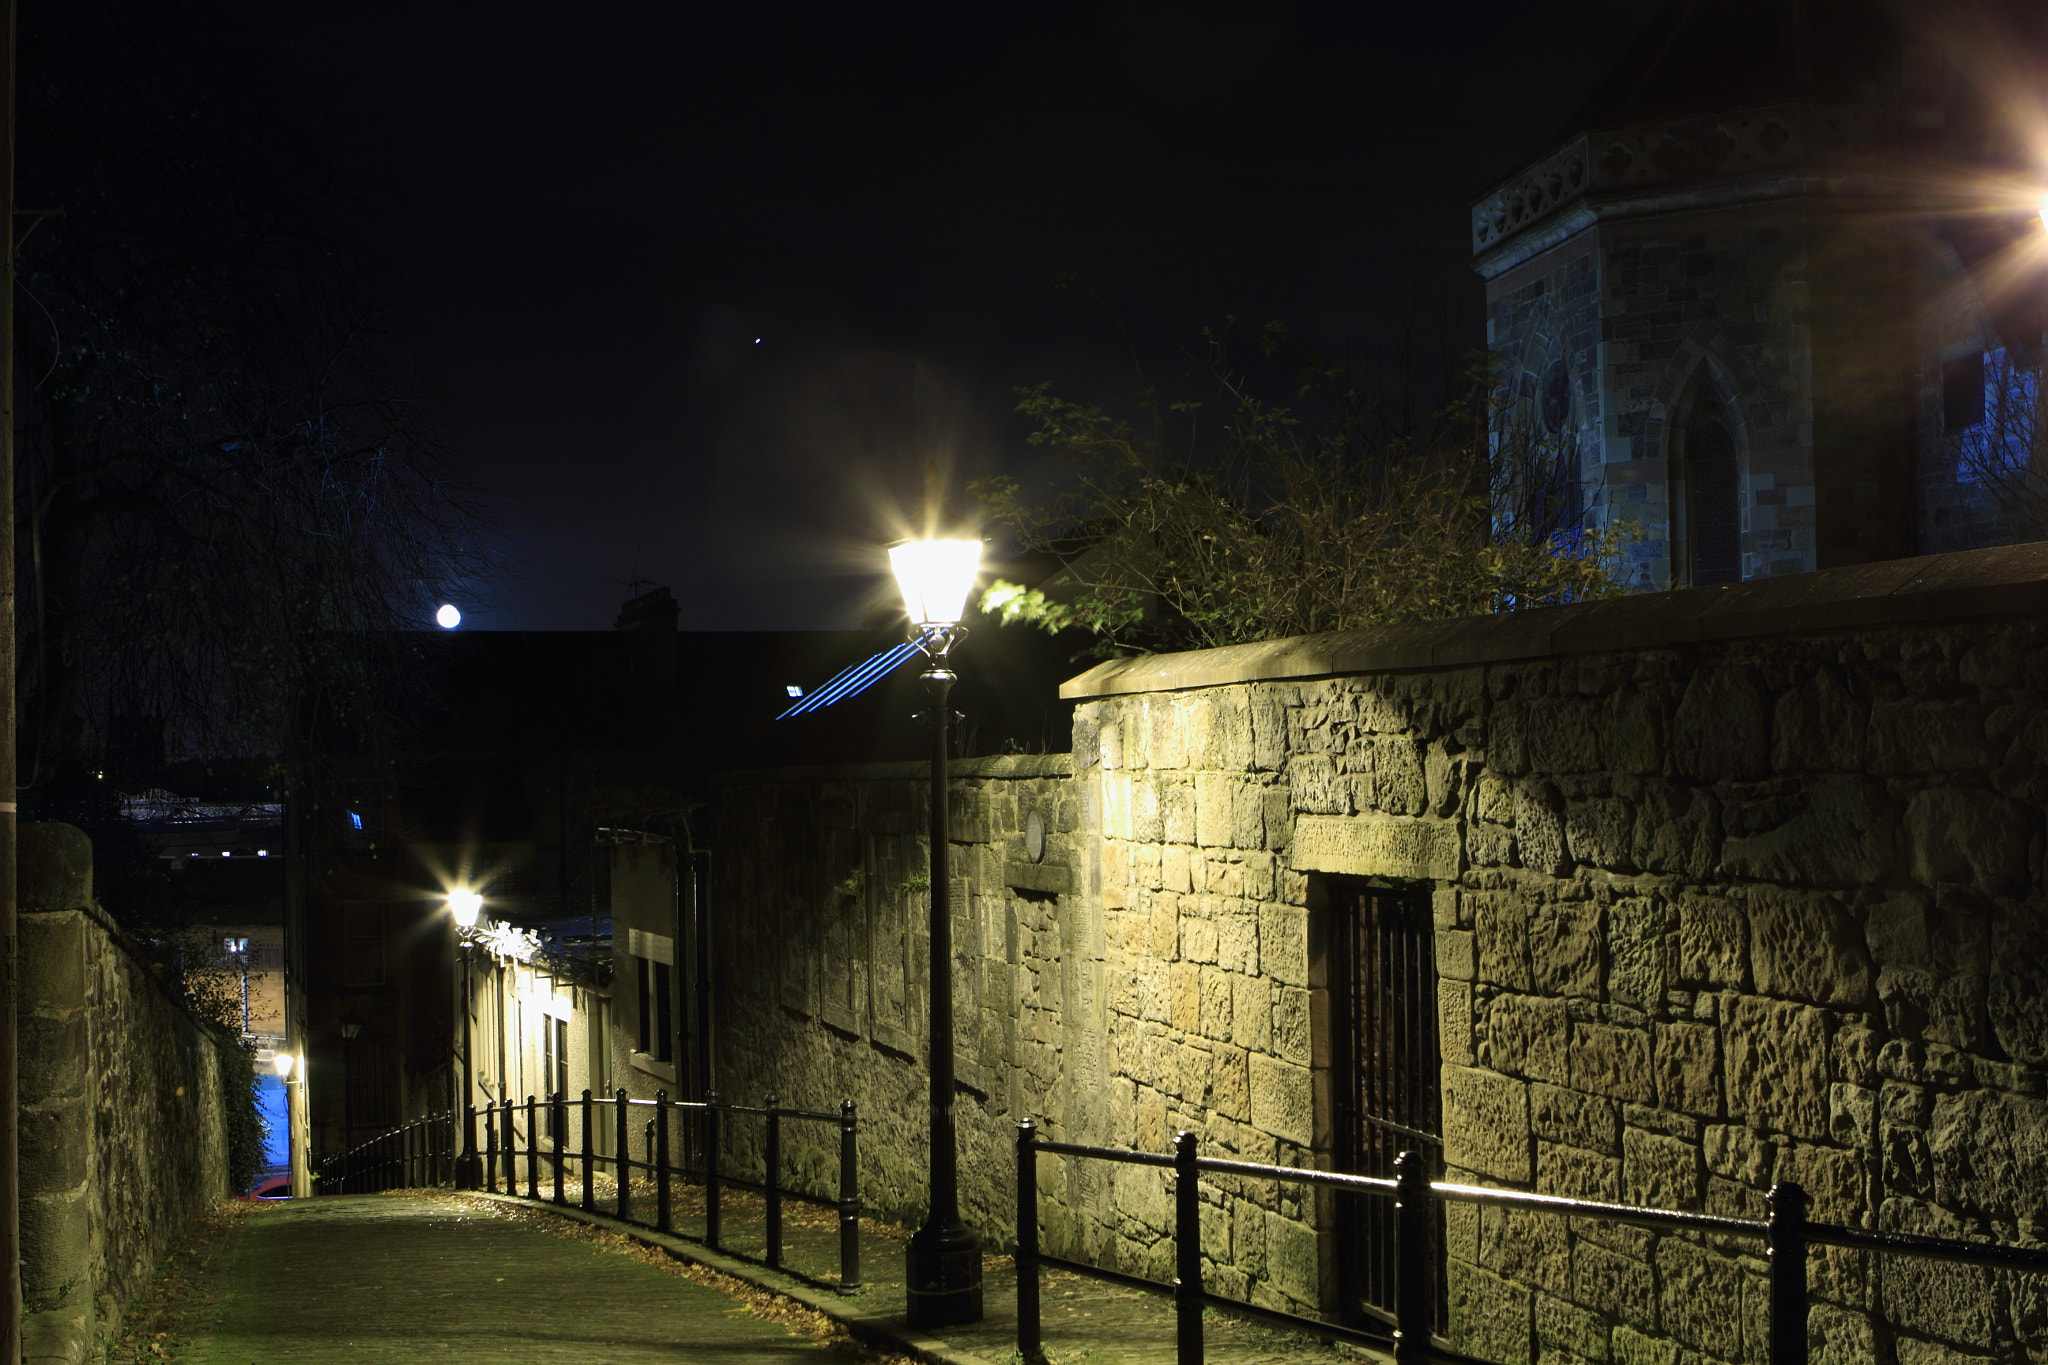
906, 1221, 983, 1327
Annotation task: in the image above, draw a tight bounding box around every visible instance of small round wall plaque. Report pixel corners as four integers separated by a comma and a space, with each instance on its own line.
1025, 809, 1046, 863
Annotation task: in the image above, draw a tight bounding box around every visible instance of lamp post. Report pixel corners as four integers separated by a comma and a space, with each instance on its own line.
339, 1004, 363, 1192
890, 535, 985, 1328
448, 891, 483, 1187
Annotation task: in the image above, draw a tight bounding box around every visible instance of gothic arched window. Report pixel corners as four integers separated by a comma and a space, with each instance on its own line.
1685, 392, 1741, 585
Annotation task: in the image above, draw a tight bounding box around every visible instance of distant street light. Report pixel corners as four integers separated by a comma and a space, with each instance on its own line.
436, 603, 462, 629
889, 534, 985, 1328
446, 890, 483, 1186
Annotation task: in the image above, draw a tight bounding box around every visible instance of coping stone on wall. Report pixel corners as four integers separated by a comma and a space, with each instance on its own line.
1058, 542, 2048, 699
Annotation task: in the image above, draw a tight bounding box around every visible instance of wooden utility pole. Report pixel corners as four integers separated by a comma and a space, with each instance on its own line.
0, 0, 20, 1356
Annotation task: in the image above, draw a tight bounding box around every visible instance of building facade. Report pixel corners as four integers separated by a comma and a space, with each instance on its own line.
1477, 0, 2048, 590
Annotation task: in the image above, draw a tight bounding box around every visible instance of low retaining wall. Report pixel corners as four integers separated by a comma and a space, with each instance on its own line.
19, 823, 235, 1364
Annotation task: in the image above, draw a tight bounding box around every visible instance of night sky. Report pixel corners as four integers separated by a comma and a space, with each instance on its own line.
225, 1, 1659, 632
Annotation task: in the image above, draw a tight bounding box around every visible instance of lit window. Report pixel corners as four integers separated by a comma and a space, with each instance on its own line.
347, 811, 363, 831
221, 850, 231, 858
257, 850, 268, 857
785, 684, 804, 698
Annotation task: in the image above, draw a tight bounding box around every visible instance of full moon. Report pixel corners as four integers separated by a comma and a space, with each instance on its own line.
435, 603, 462, 629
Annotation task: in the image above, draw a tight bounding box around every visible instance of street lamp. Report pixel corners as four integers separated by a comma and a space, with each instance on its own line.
890, 534, 985, 1328
446, 890, 483, 1186
339, 1005, 363, 1192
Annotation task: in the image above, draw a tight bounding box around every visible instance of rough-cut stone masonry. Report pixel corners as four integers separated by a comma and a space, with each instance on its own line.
1062, 543, 2048, 1365
710, 543, 2048, 1361
19, 824, 235, 1365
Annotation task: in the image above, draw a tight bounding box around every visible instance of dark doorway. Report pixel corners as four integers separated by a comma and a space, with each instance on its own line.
1329, 880, 1445, 1332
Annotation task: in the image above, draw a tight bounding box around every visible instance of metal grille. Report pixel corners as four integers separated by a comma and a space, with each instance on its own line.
1331, 882, 1444, 1332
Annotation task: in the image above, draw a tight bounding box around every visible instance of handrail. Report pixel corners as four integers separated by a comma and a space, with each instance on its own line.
325, 1088, 863, 1290
1016, 1122, 2048, 1365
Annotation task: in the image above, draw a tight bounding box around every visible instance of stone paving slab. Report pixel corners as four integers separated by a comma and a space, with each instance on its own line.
180, 1194, 833, 1363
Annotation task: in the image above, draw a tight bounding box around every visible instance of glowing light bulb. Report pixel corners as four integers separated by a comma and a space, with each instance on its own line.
436, 603, 462, 629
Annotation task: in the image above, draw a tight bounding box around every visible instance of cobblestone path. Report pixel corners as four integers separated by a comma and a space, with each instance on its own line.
181, 1194, 832, 1363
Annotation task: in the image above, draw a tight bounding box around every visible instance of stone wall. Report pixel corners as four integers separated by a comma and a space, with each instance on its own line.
1061, 544, 2048, 1365
19, 824, 235, 1364
707, 754, 1087, 1240
709, 544, 2048, 1361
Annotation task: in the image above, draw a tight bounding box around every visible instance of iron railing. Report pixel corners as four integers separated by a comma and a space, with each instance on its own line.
1015, 1122, 2048, 1365
318, 1109, 460, 1194
329, 1088, 862, 1289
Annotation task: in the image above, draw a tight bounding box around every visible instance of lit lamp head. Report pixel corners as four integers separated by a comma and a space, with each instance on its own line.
447, 889, 483, 929
889, 538, 983, 629
274, 1052, 295, 1080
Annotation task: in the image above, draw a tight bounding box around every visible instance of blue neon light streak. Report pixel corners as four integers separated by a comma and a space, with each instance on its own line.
777, 634, 930, 719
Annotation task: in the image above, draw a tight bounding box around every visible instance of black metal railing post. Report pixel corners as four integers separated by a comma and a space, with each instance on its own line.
1769, 1181, 1810, 1365
464, 1105, 479, 1189
646, 1119, 658, 1220
553, 1093, 566, 1204
765, 1094, 783, 1268
656, 1091, 672, 1234
1017, 1120, 1042, 1363
839, 1099, 862, 1290
615, 1089, 631, 1222
502, 1098, 517, 1194
526, 1095, 540, 1199
1394, 1150, 1432, 1364
1174, 1130, 1202, 1365
484, 1104, 497, 1193
705, 1090, 722, 1251
581, 1089, 595, 1211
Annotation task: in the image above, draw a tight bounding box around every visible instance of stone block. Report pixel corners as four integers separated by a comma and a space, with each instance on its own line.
1163, 778, 1196, 843
1989, 907, 2048, 1064
1523, 695, 1604, 774
1893, 1339, 1994, 1365
1569, 1022, 1654, 1104
1536, 1141, 1620, 1201
1207, 1046, 1251, 1121
1572, 1238, 1658, 1334
1258, 904, 1307, 987
1004, 860, 1074, 894
1426, 747, 1463, 817
1655, 1238, 1744, 1358
1828, 1083, 1875, 1149
1290, 813, 1460, 881
16, 913, 87, 1015
1170, 963, 1200, 1033
1671, 663, 1770, 781
1723, 994, 1829, 1139
1231, 975, 1272, 1053
17, 824, 93, 912
1602, 686, 1661, 775
1535, 1292, 1609, 1363
1475, 893, 1532, 992
1531, 1082, 1620, 1154
1484, 993, 1569, 1083
1197, 967, 1233, 1041
1776, 1141, 1866, 1225
1631, 782, 1719, 877
1342, 734, 1427, 816
1746, 888, 1873, 1007
1622, 1127, 1701, 1210
1447, 1259, 1534, 1365
1513, 779, 1570, 875
1902, 788, 2029, 893
1440, 982, 1476, 1068
1194, 773, 1234, 848
1215, 911, 1258, 975
17, 1101, 88, 1194
1720, 776, 1899, 888
1608, 897, 1673, 1008
1867, 699, 1991, 774
1442, 1066, 1531, 1183
1529, 898, 1602, 997
1566, 797, 1636, 870
1611, 1324, 1678, 1365
1437, 928, 1476, 981
1772, 669, 1865, 774
1675, 892, 1746, 989
1653, 1021, 1720, 1116
1272, 987, 1310, 1066
1928, 1087, 2048, 1233
1247, 1054, 1312, 1147
1263, 1210, 1319, 1306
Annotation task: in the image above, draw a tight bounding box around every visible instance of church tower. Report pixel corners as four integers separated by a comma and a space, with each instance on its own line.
1474, 0, 2048, 589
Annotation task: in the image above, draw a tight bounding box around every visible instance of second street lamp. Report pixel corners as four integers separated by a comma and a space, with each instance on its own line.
890, 534, 985, 1328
